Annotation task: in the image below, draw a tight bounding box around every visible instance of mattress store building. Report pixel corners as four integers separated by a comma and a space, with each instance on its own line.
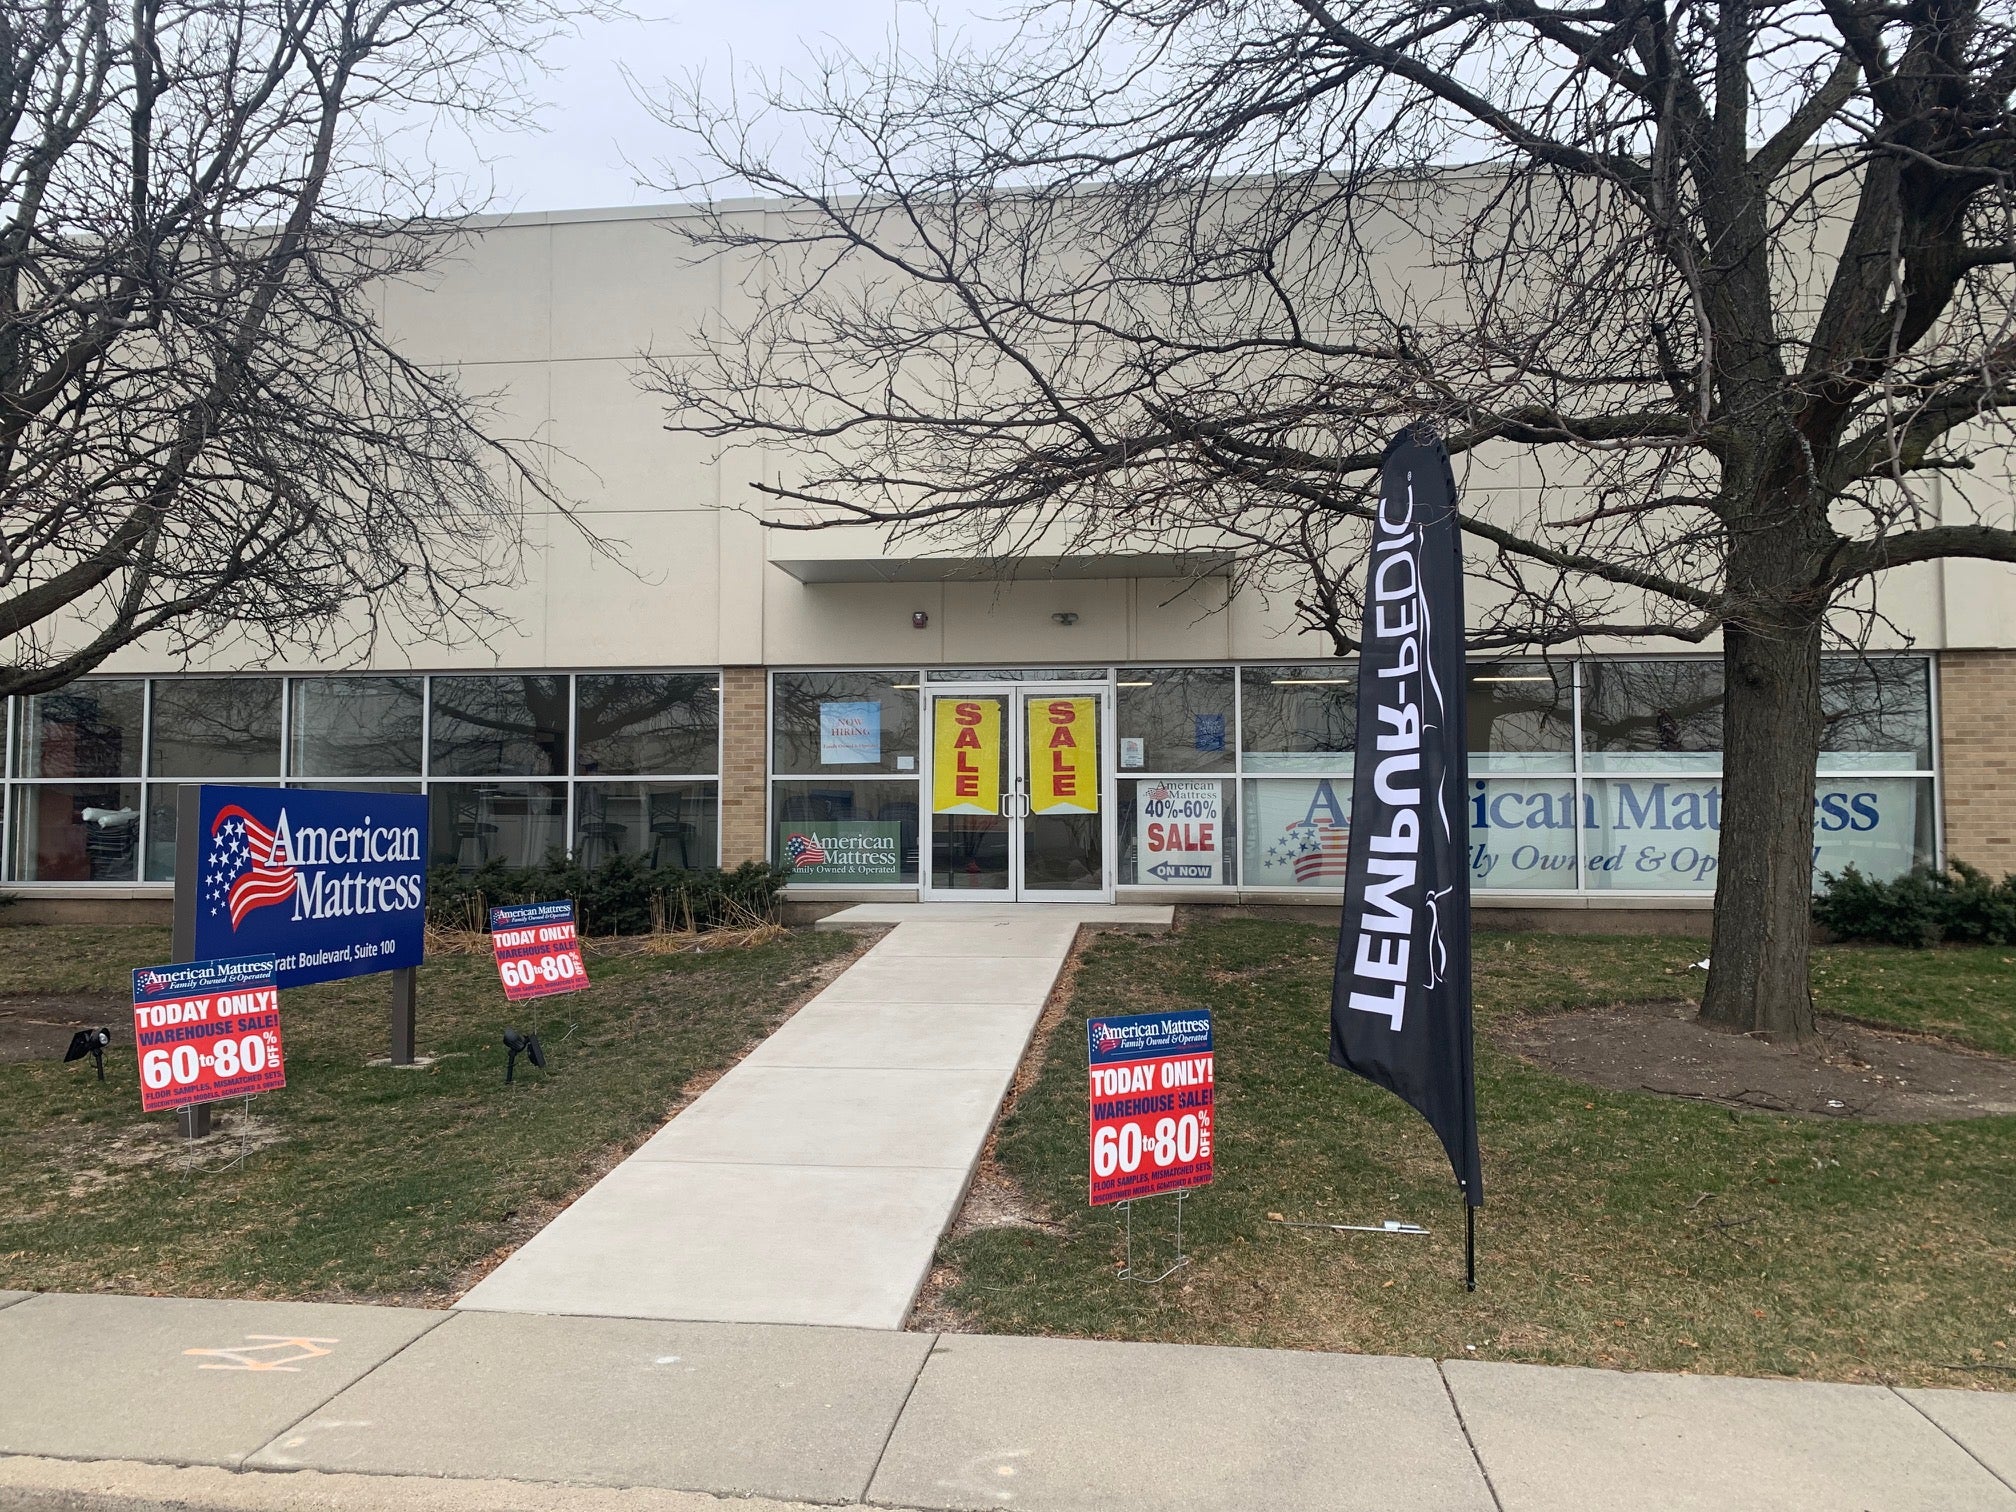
5, 206, 2013, 923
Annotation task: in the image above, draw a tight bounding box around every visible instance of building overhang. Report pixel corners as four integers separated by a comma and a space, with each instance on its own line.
768, 551, 1235, 584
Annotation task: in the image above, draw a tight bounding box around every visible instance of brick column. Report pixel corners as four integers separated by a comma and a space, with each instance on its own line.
719, 666, 769, 867
1938, 650, 2016, 874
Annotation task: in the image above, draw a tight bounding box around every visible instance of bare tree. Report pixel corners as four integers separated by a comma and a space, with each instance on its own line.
642, 0, 2016, 1038
0, 0, 593, 700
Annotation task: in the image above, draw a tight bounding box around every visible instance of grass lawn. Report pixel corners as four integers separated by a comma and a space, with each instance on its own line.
0, 924, 860, 1303
934, 923, 2016, 1389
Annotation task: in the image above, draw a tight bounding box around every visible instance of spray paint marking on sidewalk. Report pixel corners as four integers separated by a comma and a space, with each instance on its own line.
183, 1335, 337, 1371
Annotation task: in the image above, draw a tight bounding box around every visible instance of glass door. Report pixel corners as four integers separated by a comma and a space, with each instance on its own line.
927, 690, 1011, 894
1018, 689, 1107, 898
925, 686, 1111, 900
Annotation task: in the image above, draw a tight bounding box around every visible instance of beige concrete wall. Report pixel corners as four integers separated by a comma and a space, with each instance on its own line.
1939, 650, 2016, 874
70, 203, 2015, 680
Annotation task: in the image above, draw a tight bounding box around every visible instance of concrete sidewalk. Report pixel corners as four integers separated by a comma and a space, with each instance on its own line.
457, 906, 1169, 1329
2, 1291, 2012, 1511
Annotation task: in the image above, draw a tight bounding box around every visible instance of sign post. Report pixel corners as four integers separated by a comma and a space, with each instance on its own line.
170, 783, 431, 1132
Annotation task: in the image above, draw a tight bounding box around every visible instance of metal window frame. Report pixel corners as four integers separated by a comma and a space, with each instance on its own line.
0, 650, 1949, 895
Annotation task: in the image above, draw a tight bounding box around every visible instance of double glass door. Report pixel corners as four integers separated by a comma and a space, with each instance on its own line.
925, 686, 1110, 900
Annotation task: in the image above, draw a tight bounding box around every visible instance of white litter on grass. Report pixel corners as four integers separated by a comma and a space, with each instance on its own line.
1691, 958, 1711, 970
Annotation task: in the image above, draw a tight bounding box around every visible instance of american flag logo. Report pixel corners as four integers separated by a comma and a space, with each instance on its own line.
1267, 816, 1351, 883
205, 804, 299, 928
783, 832, 828, 869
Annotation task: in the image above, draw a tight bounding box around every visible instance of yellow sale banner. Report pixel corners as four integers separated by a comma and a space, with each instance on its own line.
1029, 697, 1098, 814
933, 698, 1002, 814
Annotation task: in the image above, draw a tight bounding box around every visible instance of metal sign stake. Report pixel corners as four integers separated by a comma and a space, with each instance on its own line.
171, 785, 213, 1139
1116, 1189, 1191, 1284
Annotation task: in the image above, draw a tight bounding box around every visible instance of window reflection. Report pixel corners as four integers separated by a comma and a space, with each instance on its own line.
575, 674, 719, 775
150, 680, 282, 777
771, 672, 920, 776
1466, 662, 1573, 773
574, 781, 720, 868
292, 678, 423, 777
9, 782, 141, 880
427, 782, 567, 869
17, 682, 144, 778
429, 676, 569, 776
1239, 666, 1354, 773
1580, 661, 1722, 771
1820, 658, 1932, 770
1114, 668, 1235, 774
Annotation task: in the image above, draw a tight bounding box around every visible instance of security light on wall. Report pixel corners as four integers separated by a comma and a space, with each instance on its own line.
912, 610, 929, 629
1051, 612, 1079, 626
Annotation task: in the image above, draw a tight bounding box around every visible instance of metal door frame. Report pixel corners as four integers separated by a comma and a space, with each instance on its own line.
921, 682, 1114, 902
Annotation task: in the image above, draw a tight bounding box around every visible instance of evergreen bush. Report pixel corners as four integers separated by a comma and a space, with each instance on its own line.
425, 852, 790, 935
1812, 861, 2016, 947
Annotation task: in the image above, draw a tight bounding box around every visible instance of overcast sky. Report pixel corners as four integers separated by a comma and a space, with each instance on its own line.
441, 0, 995, 215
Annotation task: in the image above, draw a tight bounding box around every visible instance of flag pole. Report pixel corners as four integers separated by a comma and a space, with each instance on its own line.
1465, 1203, 1476, 1292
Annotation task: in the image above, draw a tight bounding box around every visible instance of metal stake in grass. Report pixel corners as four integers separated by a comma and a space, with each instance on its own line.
1116, 1190, 1191, 1284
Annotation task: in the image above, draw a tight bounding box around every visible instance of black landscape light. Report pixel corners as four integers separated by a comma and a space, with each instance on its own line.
64, 1028, 112, 1082
502, 1028, 546, 1085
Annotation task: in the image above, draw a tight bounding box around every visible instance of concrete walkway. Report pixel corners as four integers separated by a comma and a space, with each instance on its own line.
457, 905, 1171, 1329
1, 1291, 2012, 1512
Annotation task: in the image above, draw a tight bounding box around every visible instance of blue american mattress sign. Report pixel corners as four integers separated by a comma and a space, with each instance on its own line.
190, 785, 428, 988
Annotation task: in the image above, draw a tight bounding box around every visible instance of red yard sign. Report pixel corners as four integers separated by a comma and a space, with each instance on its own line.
131, 955, 285, 1113
1086, 1011, 1214, 1205
489, 900, 591, 1001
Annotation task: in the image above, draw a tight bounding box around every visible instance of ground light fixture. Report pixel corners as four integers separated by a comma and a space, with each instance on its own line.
64, 1027, 111, 1081
502, 1028, 547, 1085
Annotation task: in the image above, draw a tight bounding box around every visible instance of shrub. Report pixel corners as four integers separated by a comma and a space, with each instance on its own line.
426, 853, 790, 935
1813, 861, 2016, 947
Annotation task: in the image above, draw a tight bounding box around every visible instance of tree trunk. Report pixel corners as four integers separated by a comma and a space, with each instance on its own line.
1701, 617, 1824, 1039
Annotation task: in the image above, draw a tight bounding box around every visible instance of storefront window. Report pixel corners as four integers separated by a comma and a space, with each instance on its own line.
772, 672, 920, 777
428, 782, 567, 869
771, 777, 918, 883
1820, 657, 1932, 771
16, 682, 144, 778
1119, 777, 1235, 885
574, 780, 720, 869
1239, 666, 1354, 773
1241, 777, 1352, 886
1115, 668, 1235, 774
1580, 660, 1722, 771
143, 782, 279, 881
1576, 773, 1935, 892
576, 674, 719, 775
9, 782, 142, 880
291, 677, 423, 777
430, 676, 568, 776
1468, 778, 1579, 890
150, 679, 282, 777
1467, 662, 1573, 773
